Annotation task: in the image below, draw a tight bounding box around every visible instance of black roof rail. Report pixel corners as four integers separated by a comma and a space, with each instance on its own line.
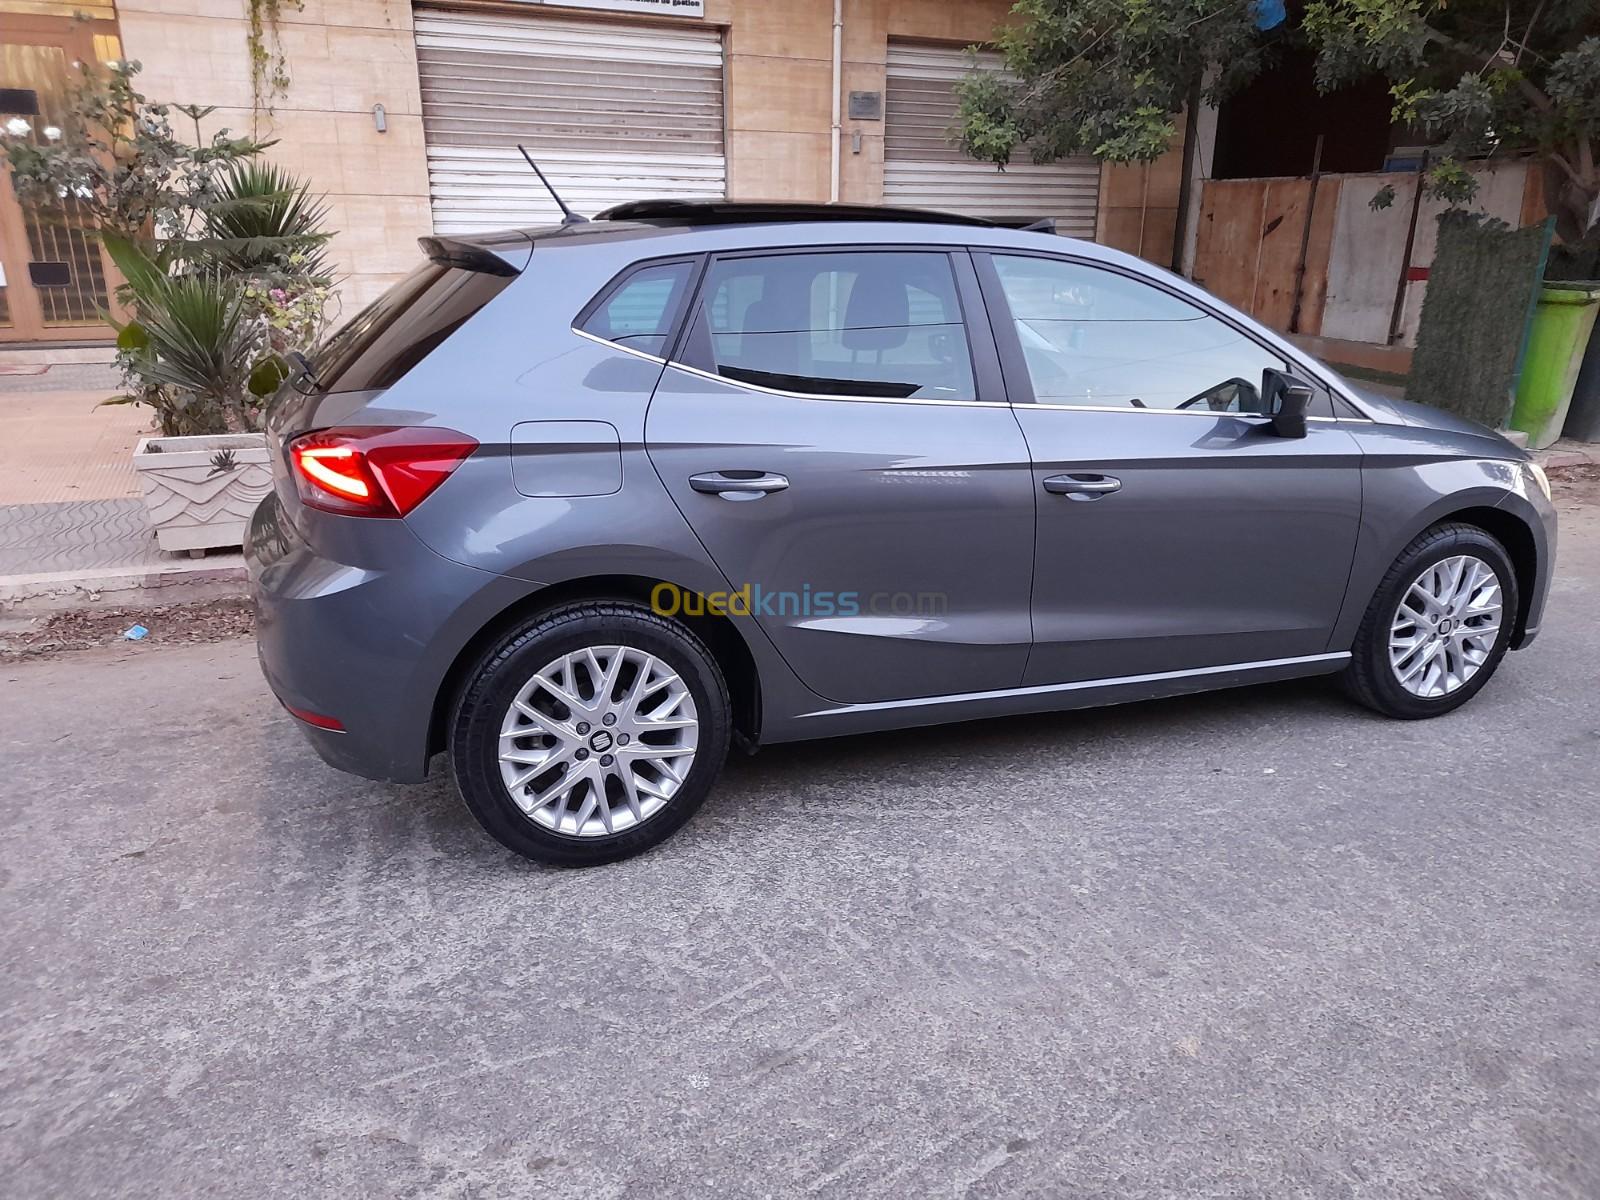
592, 199, 999, 228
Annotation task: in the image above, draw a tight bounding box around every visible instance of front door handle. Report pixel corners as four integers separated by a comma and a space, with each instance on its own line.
688, 471, 790, 499
1043, 473, 1122, 499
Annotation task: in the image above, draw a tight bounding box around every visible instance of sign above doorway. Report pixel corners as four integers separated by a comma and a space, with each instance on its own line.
510, 0, 705, 17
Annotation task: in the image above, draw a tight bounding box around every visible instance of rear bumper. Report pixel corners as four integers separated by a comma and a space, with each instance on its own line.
247, 492, 535, 783
259, 646, 405, 781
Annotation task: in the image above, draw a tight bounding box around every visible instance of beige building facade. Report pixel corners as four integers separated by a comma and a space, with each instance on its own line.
1, 0, 1184, 343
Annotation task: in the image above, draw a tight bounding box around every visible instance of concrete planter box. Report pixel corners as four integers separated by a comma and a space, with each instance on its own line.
132, 433, 272, 554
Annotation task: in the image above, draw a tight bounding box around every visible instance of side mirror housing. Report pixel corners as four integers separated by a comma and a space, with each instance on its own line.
1263, 368, 1313, 438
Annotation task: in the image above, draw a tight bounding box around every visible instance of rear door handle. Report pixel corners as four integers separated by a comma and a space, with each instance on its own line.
1043, 473, 1122, 499
688, 471, 790, 499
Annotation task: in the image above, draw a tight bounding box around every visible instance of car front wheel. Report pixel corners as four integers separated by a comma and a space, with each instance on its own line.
450, 600, 731, 866
1342, 522, 1519, 719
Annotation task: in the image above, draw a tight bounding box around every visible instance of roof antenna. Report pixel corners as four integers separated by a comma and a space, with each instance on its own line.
517, 145, 588, 226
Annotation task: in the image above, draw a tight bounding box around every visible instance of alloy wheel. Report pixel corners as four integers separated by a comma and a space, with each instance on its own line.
497, 645, 699, 838
1388, 554, 1503, 699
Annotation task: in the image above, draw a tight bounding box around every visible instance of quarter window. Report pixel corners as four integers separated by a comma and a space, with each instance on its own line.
696, 251, 976, 400
991, 255, 1287, 413
581, 261, 694, 357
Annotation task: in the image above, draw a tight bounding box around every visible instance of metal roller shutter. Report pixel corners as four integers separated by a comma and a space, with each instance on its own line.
415, 9, 726, 234
884, 42, 1100, 237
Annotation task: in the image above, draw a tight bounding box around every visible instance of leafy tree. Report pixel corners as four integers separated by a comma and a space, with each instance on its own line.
958, 0, 1600, 241
957, 1, 1262, 169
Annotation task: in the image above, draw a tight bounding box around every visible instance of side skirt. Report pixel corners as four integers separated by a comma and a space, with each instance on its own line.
763, 652, 1352, 744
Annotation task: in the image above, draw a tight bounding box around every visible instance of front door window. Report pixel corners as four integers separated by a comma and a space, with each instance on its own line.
991, 254, 1288, 412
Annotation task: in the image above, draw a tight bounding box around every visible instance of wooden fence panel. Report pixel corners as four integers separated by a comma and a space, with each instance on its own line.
1192, 180, 1266, 315
1191, 176, 1341, 336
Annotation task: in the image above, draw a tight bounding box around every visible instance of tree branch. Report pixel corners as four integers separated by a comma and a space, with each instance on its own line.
1549, 150, 1582, 187
1514, 0, 1548, 69
1424, 28, 1552, 112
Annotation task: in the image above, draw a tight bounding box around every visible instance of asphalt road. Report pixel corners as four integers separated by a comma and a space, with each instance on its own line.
4, 480, 1599, 1199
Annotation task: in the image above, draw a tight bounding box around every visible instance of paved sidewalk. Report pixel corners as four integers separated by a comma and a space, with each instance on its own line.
0, 389, 243, 612
1542, 438, 1600, 470
0, 360, 121, 394
0, 498, 155, 575
0, 388, 146, 505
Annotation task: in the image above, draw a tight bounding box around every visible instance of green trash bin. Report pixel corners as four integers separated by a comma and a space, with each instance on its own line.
1509, 285, 1600, 449
1563, 291, 1600, 442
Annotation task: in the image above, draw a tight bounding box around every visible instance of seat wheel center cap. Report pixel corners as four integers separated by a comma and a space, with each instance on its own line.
1438, 618, 1454, 635
589, 729, 614, 753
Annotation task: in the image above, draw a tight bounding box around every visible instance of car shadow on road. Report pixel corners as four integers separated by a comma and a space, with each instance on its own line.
264, 674, 1360, 873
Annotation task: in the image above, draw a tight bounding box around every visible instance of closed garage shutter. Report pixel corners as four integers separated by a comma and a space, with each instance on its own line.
884, 42, 1100, 237
415, 10, 726, 234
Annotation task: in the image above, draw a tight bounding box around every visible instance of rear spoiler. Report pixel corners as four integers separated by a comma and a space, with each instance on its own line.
418, 236, 523, 277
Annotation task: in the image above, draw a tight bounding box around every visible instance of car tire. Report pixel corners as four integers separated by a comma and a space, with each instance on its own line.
1342, 522, 1519, 719
450, 600, 731, 867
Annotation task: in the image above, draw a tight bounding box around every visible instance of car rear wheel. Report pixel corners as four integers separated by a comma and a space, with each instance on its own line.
451, 601, 731, 866
1342, 522, 1518, 719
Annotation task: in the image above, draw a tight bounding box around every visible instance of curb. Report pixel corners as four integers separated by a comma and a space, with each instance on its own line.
0, 557, 248, 615
1538, 444, 1598, 470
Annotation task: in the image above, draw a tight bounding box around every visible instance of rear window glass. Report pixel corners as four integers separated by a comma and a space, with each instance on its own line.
311, 261, 515, 393
581, 261, 693, 357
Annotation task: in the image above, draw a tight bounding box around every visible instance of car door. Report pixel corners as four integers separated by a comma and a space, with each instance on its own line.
645, 246, 1035, 705
974, 250, 1364, 685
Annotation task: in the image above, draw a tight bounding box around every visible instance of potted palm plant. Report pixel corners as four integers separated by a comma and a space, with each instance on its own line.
1, 65, 336, 554
114, 161, 334, 553
120, 260, 281, 554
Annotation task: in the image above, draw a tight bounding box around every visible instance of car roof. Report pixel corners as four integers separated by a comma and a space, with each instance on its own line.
420, 203, 1061, 273
429, 202, 1391, 424
592, 199, 1007, 228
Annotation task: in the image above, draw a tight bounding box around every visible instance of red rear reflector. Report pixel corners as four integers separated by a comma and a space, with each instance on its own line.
288, 426, 477, 518
282, 702, 345, 732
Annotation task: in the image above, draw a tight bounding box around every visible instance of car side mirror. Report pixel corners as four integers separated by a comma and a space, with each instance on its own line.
1262, 368, 1313, 438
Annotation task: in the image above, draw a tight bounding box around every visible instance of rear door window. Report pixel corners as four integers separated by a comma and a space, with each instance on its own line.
312, 261, 516, 393
690, 251, 976, 401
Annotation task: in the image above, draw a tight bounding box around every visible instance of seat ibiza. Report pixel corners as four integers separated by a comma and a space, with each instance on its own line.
247, 201, 1556, 866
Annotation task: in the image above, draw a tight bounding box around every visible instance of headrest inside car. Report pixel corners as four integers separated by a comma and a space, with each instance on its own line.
841, 273, 909, 352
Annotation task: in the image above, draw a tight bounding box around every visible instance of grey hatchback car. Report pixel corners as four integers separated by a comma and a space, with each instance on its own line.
247, 201, 1556, 866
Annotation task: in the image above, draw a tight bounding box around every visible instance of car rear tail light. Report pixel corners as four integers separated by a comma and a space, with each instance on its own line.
288, 426, 477, 518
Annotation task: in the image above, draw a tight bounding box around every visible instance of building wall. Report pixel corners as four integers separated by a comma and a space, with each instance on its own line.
116, 0, 430, 313
116, 0, 1185, 316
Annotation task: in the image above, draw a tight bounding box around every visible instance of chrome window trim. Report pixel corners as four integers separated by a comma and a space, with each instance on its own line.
572, 326, 669, 363
1020, 401, 1364, 424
